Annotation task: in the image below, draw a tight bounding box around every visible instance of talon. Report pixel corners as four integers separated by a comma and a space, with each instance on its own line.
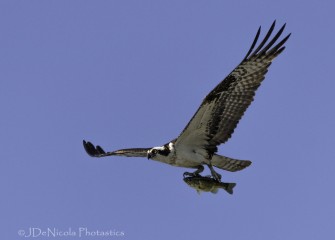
213, 172, 222, 182
183, 165, 205, 178
207, 163, 222, 182
183, 172, 200, 178
183, 172, 192, 178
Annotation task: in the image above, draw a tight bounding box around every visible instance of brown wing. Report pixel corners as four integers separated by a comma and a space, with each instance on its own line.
175, 21, 290, 155
83, 140, 151, 158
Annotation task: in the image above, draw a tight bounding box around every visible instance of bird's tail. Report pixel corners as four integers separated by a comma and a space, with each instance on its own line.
212, 154, 252, 172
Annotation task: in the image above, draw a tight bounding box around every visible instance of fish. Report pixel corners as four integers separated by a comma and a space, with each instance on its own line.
183, 175, 236, 194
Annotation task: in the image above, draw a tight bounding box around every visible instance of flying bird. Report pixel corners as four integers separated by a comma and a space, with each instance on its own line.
83, 21, 290, 182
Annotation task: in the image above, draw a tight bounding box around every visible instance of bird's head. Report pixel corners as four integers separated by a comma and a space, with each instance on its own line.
147, 142, 174, 160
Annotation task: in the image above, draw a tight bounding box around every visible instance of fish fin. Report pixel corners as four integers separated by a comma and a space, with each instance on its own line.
196, 189, 201, 195
211, 188, 219, 194
225, 183, 236, 195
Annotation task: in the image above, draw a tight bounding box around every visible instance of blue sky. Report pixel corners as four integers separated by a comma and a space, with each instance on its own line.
1, 0, 335, 239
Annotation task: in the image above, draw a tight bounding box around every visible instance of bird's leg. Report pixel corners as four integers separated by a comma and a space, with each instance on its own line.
183, 165, 204, 178
193, 165, 205, 175
207, 163, 222, 182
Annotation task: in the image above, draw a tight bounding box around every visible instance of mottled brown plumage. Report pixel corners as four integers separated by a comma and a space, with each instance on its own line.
175, 21, 290, 157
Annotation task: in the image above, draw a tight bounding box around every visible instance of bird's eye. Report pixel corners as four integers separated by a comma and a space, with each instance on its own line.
152, 149, 158, 154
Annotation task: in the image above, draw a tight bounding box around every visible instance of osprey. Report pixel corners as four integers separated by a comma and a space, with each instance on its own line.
83, 21, 290, 182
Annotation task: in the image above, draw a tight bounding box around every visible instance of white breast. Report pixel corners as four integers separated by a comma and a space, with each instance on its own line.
174, 146, 210, 167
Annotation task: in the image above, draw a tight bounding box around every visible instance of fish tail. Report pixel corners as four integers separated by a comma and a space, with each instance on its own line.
220, 182, 236, 194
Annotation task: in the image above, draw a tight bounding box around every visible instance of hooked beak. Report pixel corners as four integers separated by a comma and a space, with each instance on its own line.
147, 153, 152, 160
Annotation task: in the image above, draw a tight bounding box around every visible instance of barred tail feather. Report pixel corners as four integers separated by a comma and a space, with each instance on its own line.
212, 154, 252, 172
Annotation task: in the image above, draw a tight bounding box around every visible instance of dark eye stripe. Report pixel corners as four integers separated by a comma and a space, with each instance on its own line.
158, 148, 170, 156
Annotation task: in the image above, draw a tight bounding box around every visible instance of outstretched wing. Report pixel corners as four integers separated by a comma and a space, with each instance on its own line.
83, 140, 151, 158
175, 21, 290, 155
